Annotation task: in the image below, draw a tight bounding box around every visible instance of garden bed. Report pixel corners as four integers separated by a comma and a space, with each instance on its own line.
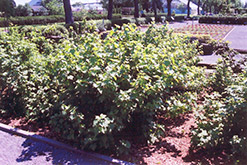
173, 24, 234, 40
0, 23, 246, 164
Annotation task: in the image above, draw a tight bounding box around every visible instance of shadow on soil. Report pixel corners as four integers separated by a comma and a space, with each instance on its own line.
127, 114, 190, 164
16, 137, 108, 164
183, 148, 233, 165
127, 113, 235, 164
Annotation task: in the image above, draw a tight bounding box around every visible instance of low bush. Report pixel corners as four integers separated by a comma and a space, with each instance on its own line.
140, 13, 186, 22
191, 51, 247, 163
89, 20, 111, 31
74, 13, 122, 21
111, 19, 131, 27
174, 15, 186, 22
127, 17, 162, 25
18, 21, 109, 38
0, 23, 205, 156
145, 13, 167, 17
145, 16, 153, 24
128, 18, 146, 25
155, 15, 164, 23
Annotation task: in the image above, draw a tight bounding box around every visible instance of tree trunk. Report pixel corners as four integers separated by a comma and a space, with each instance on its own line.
63, 0, 74, 24
134, 0, 139, 18
202, 1, 207, 13
167, 0, 172, 17
153, 0, 157, 20
187, 0, 191, 18
197, 0, 200, 15
143, 0, 149, 12
107, 0, 113, 20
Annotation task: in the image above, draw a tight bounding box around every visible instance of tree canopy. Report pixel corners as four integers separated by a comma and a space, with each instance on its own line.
0, 0, 16, 17
42, 0, 64, 15
15, 4, 32, 16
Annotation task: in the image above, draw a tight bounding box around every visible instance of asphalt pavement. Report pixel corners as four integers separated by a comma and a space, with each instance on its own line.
0, 129, 112, 165
0, 123, 132, 165
224, 25, 247, 52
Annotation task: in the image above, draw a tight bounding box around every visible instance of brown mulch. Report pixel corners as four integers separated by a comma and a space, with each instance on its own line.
0, 116, 56, 139
0, 113, 232, 165
125, 113, 232, 164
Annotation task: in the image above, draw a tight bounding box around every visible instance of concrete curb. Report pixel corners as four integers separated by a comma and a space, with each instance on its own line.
234, 48, 247, 54
223, 26, 235, 41
0, 123, 134, 165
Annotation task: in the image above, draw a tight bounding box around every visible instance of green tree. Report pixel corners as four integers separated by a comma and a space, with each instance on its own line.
156, 0, 164, 12
140, 0, 150, 12
0, 0, 16, 17
101, 0, 133, 9
72, 2, 83, 7
15, 4, 32, 16
199, 0, 242, 14
42, 0, 64, 15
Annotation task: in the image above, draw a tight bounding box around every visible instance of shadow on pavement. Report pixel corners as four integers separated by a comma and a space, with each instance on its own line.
16, 137, 110, 165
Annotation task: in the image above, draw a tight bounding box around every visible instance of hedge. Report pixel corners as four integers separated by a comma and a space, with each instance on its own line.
0, 14, 122, 27
144, 13, 186, 22
111, 18, 131, 27
0, 15, 64, 27
199, 16, 247, 25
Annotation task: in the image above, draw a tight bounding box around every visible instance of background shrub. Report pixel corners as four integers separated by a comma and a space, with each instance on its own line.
111, 18, 131, 27
199, 16, 247, 25
0, 15, 64, 27
0, 14, 122, 27
145, 16, 153, 24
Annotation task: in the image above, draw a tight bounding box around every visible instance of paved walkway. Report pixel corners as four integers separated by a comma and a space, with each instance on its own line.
199, 24, 247, 67
224, 25, 247, 52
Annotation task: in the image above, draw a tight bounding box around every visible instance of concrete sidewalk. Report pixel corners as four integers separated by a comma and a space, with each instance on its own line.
224, 26, 247, 52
